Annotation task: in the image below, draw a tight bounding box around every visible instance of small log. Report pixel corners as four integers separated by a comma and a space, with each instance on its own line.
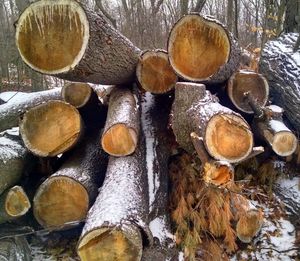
77, 135, 151, 261
101, 87, 140, 156
33, 131, 108, 229
136, 50, 178, 94
20, 100, 82, 157
0, 88, 61, 133
227, 70, 269, 113
15, 0, 140, 84
172, 82, 253, 163
168, 14, 240, 83
0, 186, 31, 224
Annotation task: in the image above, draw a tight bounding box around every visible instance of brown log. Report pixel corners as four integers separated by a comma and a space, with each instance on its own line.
77, 135, 152, 261
172, 82, 253, 163
101, 87, 140, 156
168, 14, 241, 83
136, 50, 178, 94
33, 131, 108, 229
15, 0, 141, 85
0, 88, 61, 133
227, 70, 269, 113
0, 186, 31, 224
19, 100, 82, 157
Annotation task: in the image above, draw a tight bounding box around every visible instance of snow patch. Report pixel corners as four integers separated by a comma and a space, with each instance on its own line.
149, 217, 174, 243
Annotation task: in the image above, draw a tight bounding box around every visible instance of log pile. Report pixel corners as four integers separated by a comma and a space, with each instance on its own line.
0, 0, 298, 260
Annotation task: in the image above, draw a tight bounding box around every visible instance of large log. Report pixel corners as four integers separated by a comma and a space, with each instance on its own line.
0, 88, 61, 133
136, 50, 178, 94
20, 100, 82, 157
15, 0, 141, 85
168, 14, 241, 83
260, 33, 300, 132
101, 87, 140, 156
172, 82, 253, 163
33, 131, 108, 229
77, 135, 152, 261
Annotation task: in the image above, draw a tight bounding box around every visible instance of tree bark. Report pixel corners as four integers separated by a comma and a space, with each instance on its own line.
33, 130, 108, 229
101, 87, 140, 156
0, 88, 61, 133
168, 14, 241, 83
77, 134, 152, 261
172, 82, 253, 163
15, 0, 141, 85
259, 33, 300, 132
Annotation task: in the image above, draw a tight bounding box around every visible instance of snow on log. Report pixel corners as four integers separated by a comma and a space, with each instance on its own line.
172, 82, 253, 163
227, 70, 269, 113
0, 88, 61, 133
77, 135, 152, 261
168, 14, 240, 83
136, 50, 178, 94
19, 100, 82, 157
0, 186, 31, 224
33, 131, 108, 229
260, 33, 300, 132
15, 0, 141, 85
101, 87, 140, 156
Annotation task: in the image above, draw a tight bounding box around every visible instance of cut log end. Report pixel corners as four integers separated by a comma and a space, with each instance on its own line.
20, 100, 81, 157
228, 70, 269, 113
78, 227, 142, 261
203, 161, 234, 186
33, 177, 89, 228
205, 114, 253, 163
5, 186, 31, 218
272, 131, 298, 157
236, 209, 263, 243
101, 124, 137, 156
62, 82, 92, 108
16, 0, 89, 74
168, 14, 230, 81
136, 50, 177, 94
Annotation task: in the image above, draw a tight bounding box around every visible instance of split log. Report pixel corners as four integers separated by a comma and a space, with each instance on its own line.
33, 131, 108, 229
168, 14, 241, 83
77, 135, 152, 261
15, 0, 141, 85
260, 33, 300, 132
227, 70, 269, 113
101, 87, 140, 156
172, 82, 253, 163
0, 88, 61, 133
245, 93, 297, 157
136, 50, 178, 94
0, 186, 31, 224
20, 100, 82, 157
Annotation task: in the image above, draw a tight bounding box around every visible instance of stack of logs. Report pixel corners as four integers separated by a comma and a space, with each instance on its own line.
0, 0, 298, 260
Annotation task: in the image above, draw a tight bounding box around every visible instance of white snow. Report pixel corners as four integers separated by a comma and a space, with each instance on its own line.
178, 252, 184, 261
0, 92, 28, 103
149, 217, 174, 243
276, 177, 300, 208
269, 119, 290, 132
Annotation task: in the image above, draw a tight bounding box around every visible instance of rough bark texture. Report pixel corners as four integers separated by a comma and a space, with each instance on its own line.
172, 82, 253, 163
16, 0, 141, 85
0, 88, 61, 133
77, 133, 152, 261
33, 130, 108, 229
168, 14, 241, 83
101, 87, 140, 156
260, 33, 300, 132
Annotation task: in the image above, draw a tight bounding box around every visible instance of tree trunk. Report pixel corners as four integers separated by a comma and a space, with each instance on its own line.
33, 131, 108, 229
227, 0, 234, 32
15, 0, 141, 85
259, 33, 300, 132
168, 14, 241, 83
0, 186, 31, 224
227, 70, 269, 113
0, 88, 62, 133
172, 82, 253, 163
101, 87, 140, 156
284, 0, 299, 32
20, 100, 82, 157
77, 134, 152, 261
136, 49, 178, 94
